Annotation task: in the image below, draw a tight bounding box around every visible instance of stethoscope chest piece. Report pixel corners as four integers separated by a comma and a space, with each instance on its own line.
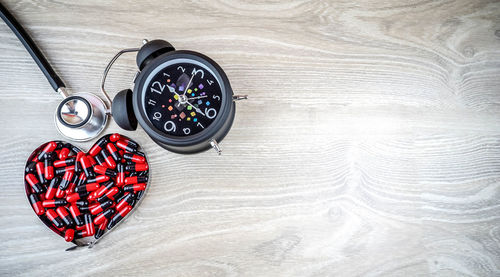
55, 92, 108, 141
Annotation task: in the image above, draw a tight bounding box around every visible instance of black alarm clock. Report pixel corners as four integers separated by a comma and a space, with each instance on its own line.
110, 40, 246, 154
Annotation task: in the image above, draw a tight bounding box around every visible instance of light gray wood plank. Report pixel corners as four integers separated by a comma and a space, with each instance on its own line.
0, 0, 499, 276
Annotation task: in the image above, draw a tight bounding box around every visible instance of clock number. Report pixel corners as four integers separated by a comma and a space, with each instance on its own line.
191, 68, 205, 78
164, 121, 176, 132
196, 122, 205, 129
212, 95, 221, 101
183, 128, 191, 135
177, 66, 186, 73
207, 79, 214, 86
151, 81, 165, 94
205, 108, 217, 119
163, 73, 170, 77
153, 112, 162, 121
148, 99, 156, 106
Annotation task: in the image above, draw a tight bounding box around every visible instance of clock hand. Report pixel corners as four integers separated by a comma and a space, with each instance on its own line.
166, 84, 180, 96
185, 101, 206, 116
187, 95, 207, 100
182, 74, 195, 96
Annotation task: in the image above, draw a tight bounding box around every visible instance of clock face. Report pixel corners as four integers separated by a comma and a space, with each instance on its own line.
142, 59, 224, 137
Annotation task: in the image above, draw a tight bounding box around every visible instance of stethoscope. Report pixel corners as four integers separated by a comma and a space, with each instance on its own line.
0, 3, 137, 141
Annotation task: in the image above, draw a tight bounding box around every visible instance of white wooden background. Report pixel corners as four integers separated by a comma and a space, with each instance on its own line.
1, 0, 499, 276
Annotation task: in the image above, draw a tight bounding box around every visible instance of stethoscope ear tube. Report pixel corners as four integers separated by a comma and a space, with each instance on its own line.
0, 2, 66, 93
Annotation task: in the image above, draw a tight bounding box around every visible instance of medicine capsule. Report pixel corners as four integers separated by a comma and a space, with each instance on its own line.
53, 157, 76, 168
54, 187, 66, 199
94, 218, 108, 239
123, 183, 147, 192
116, 139, 138, 153
56, 206, 75, 227
79, 155, 95, 178
124, 176, 148, 185
69, 204, 84, 226
75, 200, 89, 207
89, 181, 115, 201
75, 172, 87, 187
37, 141, 57, 161
101, 149, 116, 169
42, 199, 67, 208
107, 205, 132, 230
89, 137, 108, 156
106, 143, 121, 161
25, 173, 44, 194
58, 144, 71, 160
93, 165, 117, 178
64, 228, 75, 242
28, 193, 44, 215
86, 175, 110, 184
125, 163, 149, 172
54, 165, 75, 176
90, 200, 113, 215
66, 191, 90, 203
83, 213, 95, 236
44, 154, 55, 180
35, 162, 47, 185
76, 229, 91, 238
25, 161, 37, 174
46, 209, 64, 228
75, 223, 86, 231
123, 153, 145, 164
116, 164, 125, 187
59, 170, 74, 190
74, 151, 84, 174
45, 177, 60, 200
97, 187, 120, 203
74, 182, 100, 193
94, 208, 115, 225
94, 154, 106, 166
109, 133, 121, 142
115, 193, 135, 211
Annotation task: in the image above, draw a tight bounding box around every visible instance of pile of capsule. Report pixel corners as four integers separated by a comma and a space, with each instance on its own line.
24, 133, 148, 243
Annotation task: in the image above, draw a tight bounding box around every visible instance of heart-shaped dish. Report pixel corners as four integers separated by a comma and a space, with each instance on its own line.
24, 133, 149, 247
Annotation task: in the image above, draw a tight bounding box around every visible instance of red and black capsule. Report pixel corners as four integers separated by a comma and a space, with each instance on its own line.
123, 153, 145, 164
106, 142, 121, 161
125, 163, 149, 172
88, 181, 115, 201
58, 144, 71, 160
86, 175, 110, 184
90, 200, 113, 215
116, 139, 138, 153
94, 154, 106, 166
25, 173, 44, 194
117, 164, 125, 187
94, 208, 115, 225
45, 177, 60, 200
69, 204, 85, 226
123, 183, 147, 192
79, 155, 95, 178
74, 182, 100, 193
28, 193, 44, 215
59, 170, 74, 190
75, 172, 87, 187
56, 206, 75, 226
76, 229, 91, 238
75, 200, 89, 207
83, 213, 95, 236
55, 165, 75, 176
97, 187, 120, 203
37, 141, 57, 161
116, 193, 135, 211
44, 153, 55, 180
54, 187, 66, 199
94, 218, 108, 239
88, 155, 97, 167
107, 205, 132, 230
46, 209, 64, 228
74, 151, 84, 174
66, 191, 90, 203
53, 157, 76, 168
25, 161, 37, 174
35, 161, 47, 185
89, 137, 108, 156
42, 199, 67, 208
64, 228, 75, 242
93, 165, 117, 178
101, 149, 116, 169
124, 176, 148, 185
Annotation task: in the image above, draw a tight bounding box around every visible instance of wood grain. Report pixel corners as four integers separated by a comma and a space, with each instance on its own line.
1, 0, 500, 276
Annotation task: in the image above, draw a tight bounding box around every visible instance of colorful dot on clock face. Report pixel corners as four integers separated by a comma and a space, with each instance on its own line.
174, 95, 179, 100
187, 117, 191, 121
187, 89, 192, 93
190, 112, 196, 117
180, 112, 186, 119
167, 79, 170, 83
168, 99, 172, 103
162, 105, 165, 108
191, 93, 195, 96
179, 86, 184, 92
171, 114, 177, 119
198, 84, 204, 89
205, 101, 210, 106
168, 106, 173, 111
201, 92, 206, 96
193, 118, 197, 122
198, 100, 202, 105
194, 88, 198, 92
187, 106, 192, 110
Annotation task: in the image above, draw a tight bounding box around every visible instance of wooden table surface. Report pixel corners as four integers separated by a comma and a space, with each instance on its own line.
1, 0, 499, 276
